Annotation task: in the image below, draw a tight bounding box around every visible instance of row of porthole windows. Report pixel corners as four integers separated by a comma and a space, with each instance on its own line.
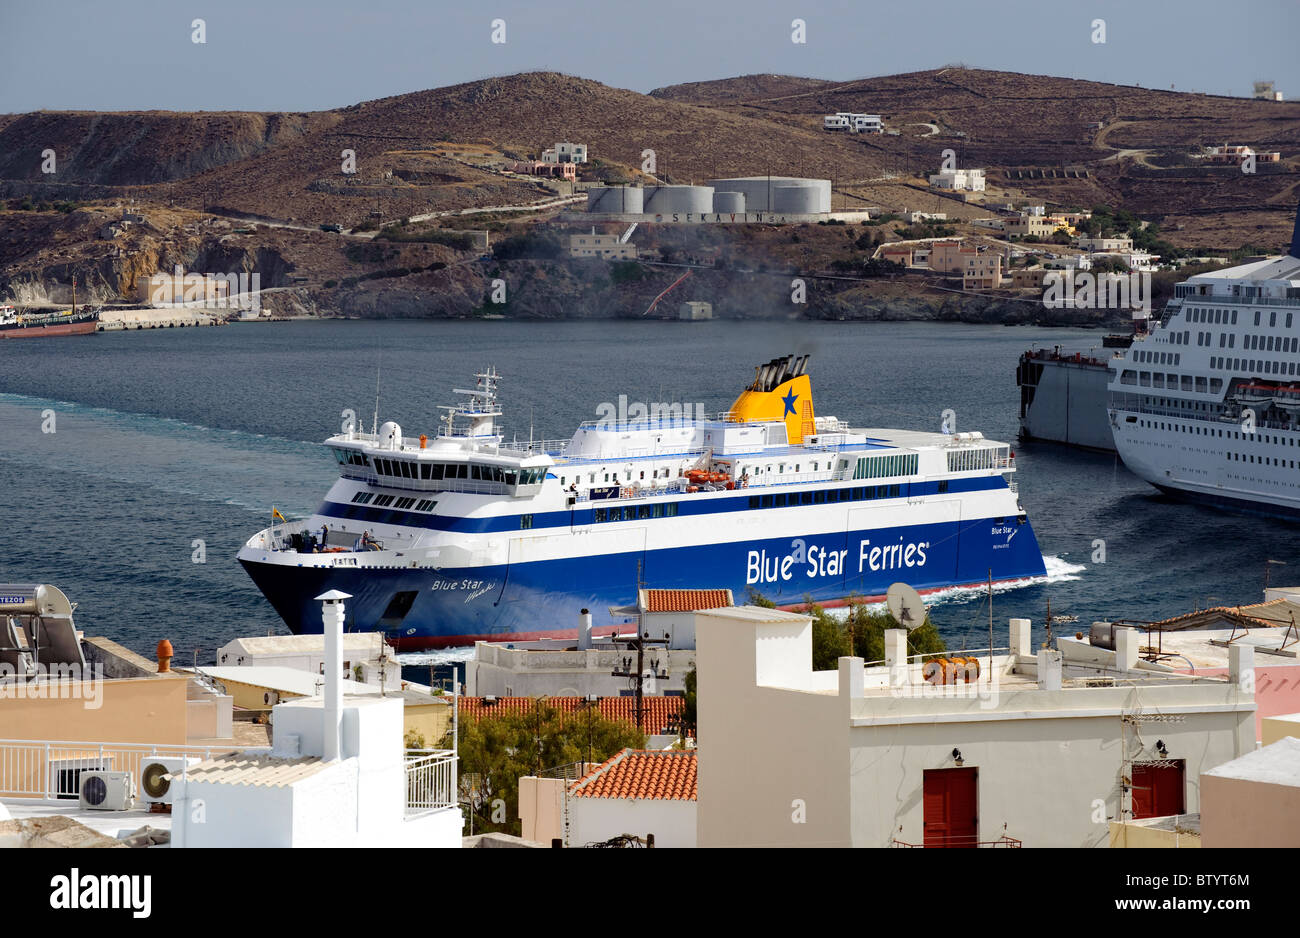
749, 485, 903, 509
593, 503, 681, 522
1133, 350, 1183, 365
1209, 356, 1298, 376
1139, 418, 1298, 448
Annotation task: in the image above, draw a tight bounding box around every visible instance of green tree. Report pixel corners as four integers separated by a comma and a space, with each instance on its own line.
750, 591, 947, 670
442, 699, 645, 836
680, 667, 697, 743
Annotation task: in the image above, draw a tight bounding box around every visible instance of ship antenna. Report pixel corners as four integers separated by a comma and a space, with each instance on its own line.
372, 363, 381, 436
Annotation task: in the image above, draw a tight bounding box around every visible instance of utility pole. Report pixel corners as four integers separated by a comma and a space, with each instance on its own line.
611, 633, 669, 733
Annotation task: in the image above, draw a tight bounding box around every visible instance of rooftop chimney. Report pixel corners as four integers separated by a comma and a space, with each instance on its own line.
156, 639, 173, 673
1229, 641, 1255, 690
578, 608, 593, 651
1038, 648, 1062, 690
315, 590, 352, 762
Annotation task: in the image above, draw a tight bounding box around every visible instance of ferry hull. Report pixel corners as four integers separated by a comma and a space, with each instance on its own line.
240, 515, 1047, 649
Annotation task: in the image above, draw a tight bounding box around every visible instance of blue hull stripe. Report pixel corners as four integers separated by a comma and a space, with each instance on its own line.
242, 513, 1047, 648
320, 476, 1009, 534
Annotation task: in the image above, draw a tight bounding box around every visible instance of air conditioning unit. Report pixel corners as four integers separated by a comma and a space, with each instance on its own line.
79, 771, 136, 811
139, 757, 200, 805
263, 690, 280, 706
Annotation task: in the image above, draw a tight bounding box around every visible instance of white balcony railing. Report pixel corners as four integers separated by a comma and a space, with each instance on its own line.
0, 739, 232, 804
405, 749, 458, 815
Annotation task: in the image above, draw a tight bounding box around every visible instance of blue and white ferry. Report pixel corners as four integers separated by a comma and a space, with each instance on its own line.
238, 355, 1047, 647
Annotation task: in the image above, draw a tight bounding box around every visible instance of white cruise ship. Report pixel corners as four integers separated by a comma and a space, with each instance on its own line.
237, 355, 1046, 647
1108, 210, 1300, 518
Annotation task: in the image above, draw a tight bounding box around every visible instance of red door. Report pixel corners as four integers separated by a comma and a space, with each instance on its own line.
1131, 761, 1185, 819
923, 767, 978, 847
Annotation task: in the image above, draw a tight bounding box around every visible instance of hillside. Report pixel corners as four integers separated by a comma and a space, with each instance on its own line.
2, 68, 1298, 319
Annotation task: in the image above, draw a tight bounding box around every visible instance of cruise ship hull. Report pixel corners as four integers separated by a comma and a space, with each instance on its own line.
240, 514, 1047, 648
1111, 416, 1300, 521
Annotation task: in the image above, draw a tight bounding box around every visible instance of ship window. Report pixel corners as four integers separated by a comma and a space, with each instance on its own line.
594, 508, 607, 522
394, 497, 415, 510
373, 494, 395, 507
352, 491, 374, 504
1270, 312, 1277, 327
827, 489, 839, 503
801, 492, 813, 505
638, 505, 652, 519
415, 499, 436, 511
774, 493, 787, 507
749, 496, 760, 508
652, 504, 663, 518
520, 514, 533, 529
761, 495, 773, 508
470, 465, 483, 480
665, 503, 678, 517
815, 490, 826, 504
938, 481, 949, 494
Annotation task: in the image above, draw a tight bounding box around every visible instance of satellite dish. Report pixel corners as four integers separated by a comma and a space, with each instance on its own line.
886, 582, 926, 630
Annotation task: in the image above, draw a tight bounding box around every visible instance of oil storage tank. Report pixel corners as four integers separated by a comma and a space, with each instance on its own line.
771, 184, 824, 214
643, 185, 714, 215
709, 177, 831, 214
587, 186, 644, 215
712, 191, 745, 214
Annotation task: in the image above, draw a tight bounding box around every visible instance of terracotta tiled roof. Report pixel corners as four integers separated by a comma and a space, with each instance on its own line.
569, 749, 697, 801
1150, 598, 1300, 631
458, 695, 690, 737
641, 588, 733, 613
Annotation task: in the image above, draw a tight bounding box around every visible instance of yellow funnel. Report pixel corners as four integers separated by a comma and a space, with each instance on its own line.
728, 356, 816, 444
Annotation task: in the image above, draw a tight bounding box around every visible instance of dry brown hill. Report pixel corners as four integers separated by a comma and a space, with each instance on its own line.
649, 73, 834, 104
2, 67, 1298, 274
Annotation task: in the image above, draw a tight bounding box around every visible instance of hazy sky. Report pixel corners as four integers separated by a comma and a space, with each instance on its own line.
2, 0, 1297, 113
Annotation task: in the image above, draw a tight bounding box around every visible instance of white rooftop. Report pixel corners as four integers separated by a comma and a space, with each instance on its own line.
197, 665, 381, 698
1203, 736, 1300, 787
1186, 253, 1300, 286
218, 633, 384, 659
0, 799, 174, 839
697, 605, 812, 624
1065, 628, 1300, 671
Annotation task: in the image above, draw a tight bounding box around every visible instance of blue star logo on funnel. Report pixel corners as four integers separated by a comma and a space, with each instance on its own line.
782, 389, 799, 416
